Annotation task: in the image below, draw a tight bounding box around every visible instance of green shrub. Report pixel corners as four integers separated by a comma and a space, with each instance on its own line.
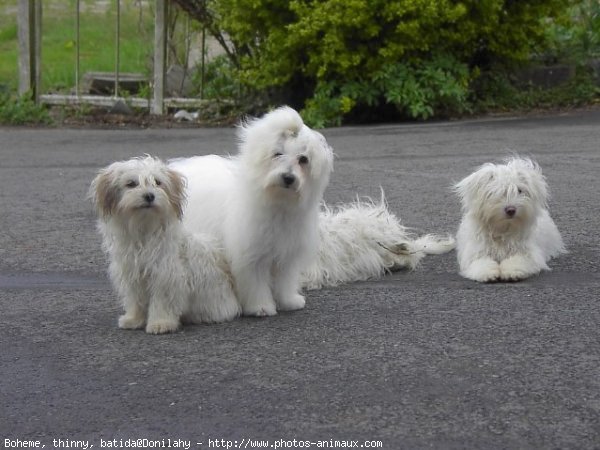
0, 93, 52, 125
191, 55, 240, 100
207, 0, 572, 126
303, 55, 471, 127
544, 0, 600, 63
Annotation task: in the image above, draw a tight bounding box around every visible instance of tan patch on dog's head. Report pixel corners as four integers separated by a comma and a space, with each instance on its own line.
165, 168, 186, 220
89, 168, 121, 217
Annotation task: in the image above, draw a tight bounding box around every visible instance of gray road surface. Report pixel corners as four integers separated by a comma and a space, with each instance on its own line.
1, 111, 599, 449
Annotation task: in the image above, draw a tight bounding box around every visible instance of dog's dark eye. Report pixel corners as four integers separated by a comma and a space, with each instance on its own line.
273, 152, 283, 158
126, 180, 138, 188
155, 179, 162, 186
298, 155, 309, 165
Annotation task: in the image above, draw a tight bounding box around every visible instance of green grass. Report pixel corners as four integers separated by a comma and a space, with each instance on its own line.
0, 2, 18, 91
0, 0, 154, 93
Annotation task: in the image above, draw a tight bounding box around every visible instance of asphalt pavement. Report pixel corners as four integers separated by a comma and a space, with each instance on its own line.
1, 110, 599, 449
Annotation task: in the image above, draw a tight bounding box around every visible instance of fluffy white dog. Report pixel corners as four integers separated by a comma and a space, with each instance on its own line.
171, 106, 455, 313
454, 156, 565, 282
171, 106, 334, 317
302, 195, 456, 289
90, 156, 240, 334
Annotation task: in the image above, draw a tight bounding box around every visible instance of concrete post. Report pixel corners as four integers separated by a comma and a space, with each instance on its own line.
18, 0, 42, 101
152, 0, 167, 115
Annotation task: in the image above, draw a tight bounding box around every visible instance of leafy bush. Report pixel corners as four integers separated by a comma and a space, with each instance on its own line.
544, 0, 600, 63
0, 93, 52, 125
191, 55, 240, 100
204, 0, 571, 126
303, 55, 471, 127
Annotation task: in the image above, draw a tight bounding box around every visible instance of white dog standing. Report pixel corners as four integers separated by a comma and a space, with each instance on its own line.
454, 156, 565, 282
171, 107, 334, 316
90, 156, 240, 334
172, 106, 455, 313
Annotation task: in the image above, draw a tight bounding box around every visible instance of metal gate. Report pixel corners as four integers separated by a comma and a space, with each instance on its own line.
17, 0, 207, 114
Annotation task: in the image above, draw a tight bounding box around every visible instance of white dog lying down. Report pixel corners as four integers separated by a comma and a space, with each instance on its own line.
171, 106, 455, 316
302, 196, 455, 290
454, 156, 565, 282
90, 156, 240, 334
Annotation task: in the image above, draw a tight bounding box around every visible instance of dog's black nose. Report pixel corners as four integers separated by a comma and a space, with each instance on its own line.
504, 206, 516, 217
282, 173, 296, 187
143, 192, 155, 203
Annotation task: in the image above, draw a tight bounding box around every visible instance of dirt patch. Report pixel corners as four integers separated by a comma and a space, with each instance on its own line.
48, 105, 240, 129
13, 101, 600, 130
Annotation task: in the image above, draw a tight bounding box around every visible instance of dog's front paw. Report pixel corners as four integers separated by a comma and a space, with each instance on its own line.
462, 258, 501, 283
145, 320, 180, 334
499, 256, 538, 281
242, 302, 277, 317
118, 314, 145, 330
277, 294, 306, 312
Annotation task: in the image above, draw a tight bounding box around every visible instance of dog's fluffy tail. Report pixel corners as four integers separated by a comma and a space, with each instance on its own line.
301, 194, 455, 290
411, 234, 456, 255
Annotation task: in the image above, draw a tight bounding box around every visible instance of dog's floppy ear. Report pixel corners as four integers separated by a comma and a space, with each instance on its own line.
307, 136, 334, 180
513, 158, 549, 206
453, 168, 481, 199
90, 168, 120, 218
165, 168, 187, 220
453, 164, 495, 207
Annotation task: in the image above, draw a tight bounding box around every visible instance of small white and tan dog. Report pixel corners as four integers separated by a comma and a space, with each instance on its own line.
90, 156, 240, 334
454, 156, 565, 282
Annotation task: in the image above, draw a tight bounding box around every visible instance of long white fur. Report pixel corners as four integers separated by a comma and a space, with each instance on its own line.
171, 106, 455, 307
171, 106, 334, 317
90, 156, 240, 334
454, 156, 566, 282
302, 194, 456, 289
